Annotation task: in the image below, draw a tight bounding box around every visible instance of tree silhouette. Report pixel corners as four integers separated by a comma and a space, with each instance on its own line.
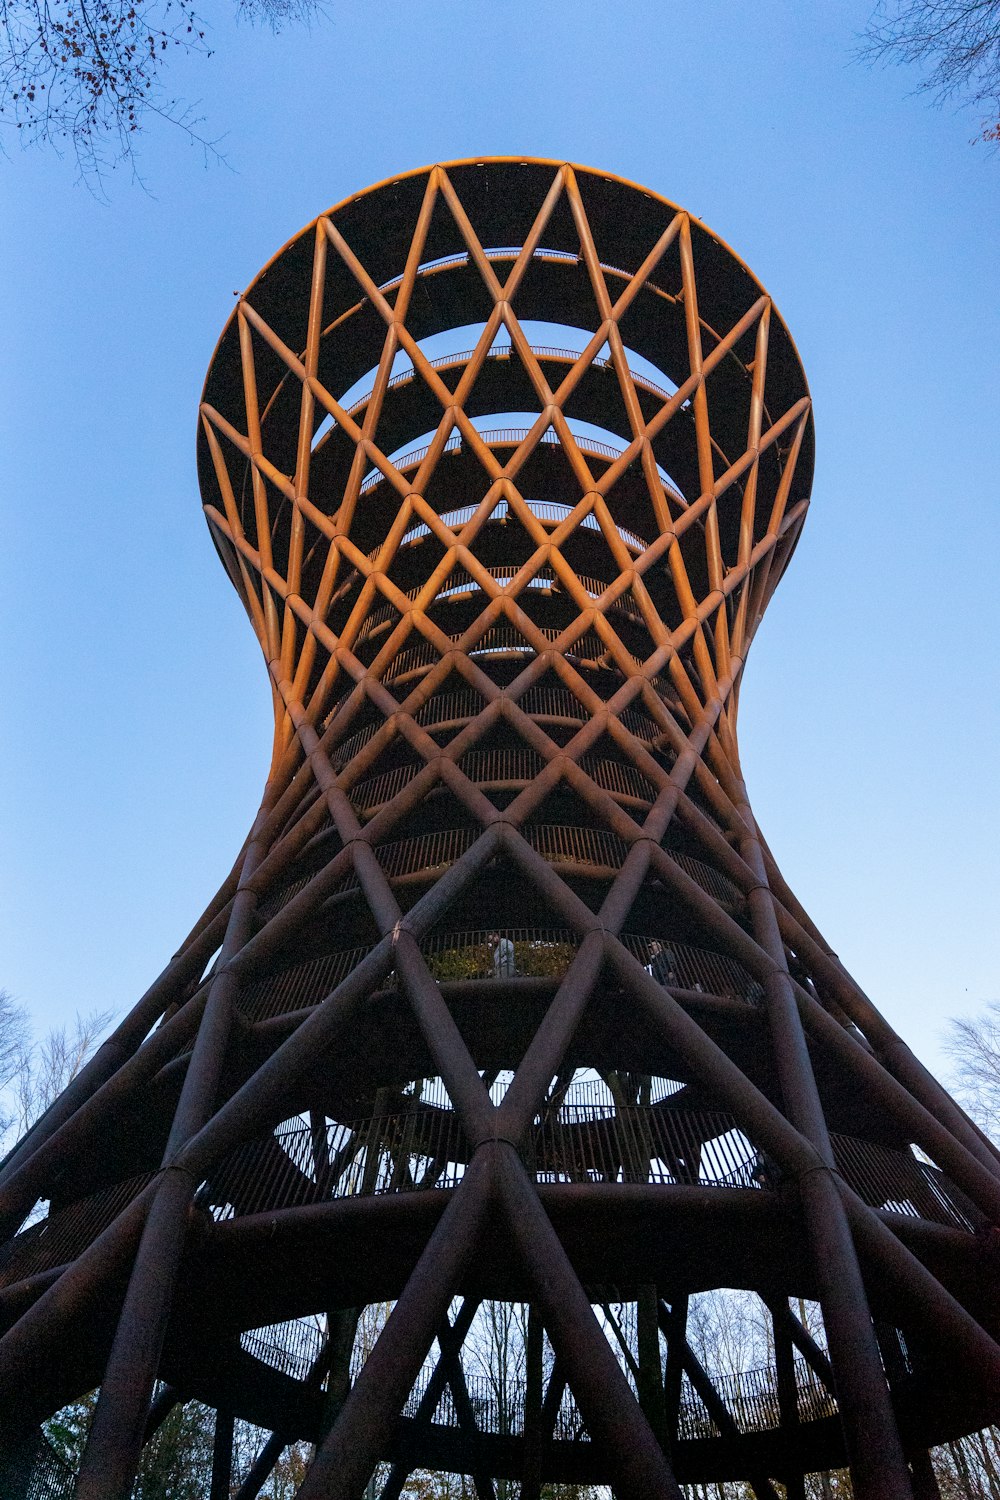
860, 1, 1000, 145
0, 0, 319, 183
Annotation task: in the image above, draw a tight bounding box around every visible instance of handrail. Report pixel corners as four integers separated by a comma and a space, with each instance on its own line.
3, 1102, 979, 1296
0, 1170, 155, 1291
366, 498, 649, 560
355, 567, 646, 644
678, 1357, 838, 1441
373, 247, 590, 296
202, 1104, 979, 1235
341, 342, 677, 420
257, 828, 742, 924
381, 626, 623, 686
237, 1309, 836, 1444
373, 245, 669, 303
358, 429, 651, 498
26, 1435, 76, 1500
405, 685, 663, 742
350, 752, 659, 813
240, 1317, 323, 1381
241, 924, 761, 1022
407, 1072, 686, 1114
240, 920, 756, 1016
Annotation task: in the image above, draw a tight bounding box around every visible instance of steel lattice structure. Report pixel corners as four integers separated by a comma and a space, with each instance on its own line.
1, 158, 998, 1500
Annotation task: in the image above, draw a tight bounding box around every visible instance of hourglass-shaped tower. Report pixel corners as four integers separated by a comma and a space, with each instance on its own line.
2, 159, 999, 1500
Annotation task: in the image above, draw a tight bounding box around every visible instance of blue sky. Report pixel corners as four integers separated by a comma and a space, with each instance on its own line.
1, 0, 997, 1080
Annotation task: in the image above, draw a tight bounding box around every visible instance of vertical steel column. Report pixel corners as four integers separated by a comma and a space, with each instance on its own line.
211, 1407, 234, 1500
771, 1300, 805, 1500
734, 793, 914, 1500
909, 1449, 943, 1500
660, 1296, 688, 1455
521, 1304, 543, 1500
637, 1284, 665, 1448
322, 1309, 361, 1434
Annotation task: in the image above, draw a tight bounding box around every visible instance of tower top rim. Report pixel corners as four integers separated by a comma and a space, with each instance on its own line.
196, 156, 816, 644
199, 156, 812, 421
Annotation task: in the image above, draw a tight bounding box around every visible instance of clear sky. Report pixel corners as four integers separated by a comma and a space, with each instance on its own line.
1, 0, 997, 1083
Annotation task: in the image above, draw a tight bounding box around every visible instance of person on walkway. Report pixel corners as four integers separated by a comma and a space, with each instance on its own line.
489, 931, 516, 979
647, 939, 677, 987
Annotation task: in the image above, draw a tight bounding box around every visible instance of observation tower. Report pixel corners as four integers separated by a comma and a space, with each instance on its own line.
2, 159, 999, 1500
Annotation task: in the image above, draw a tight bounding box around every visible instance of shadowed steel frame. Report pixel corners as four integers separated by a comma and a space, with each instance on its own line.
0, 158, 997, 1500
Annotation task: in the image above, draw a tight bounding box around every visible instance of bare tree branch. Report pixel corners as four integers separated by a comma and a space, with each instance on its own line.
0, 1003, 113, 1145
859, 0, 1000, 144
0, 989, 31, 1140
0, 0, 323, 186
943, 999, 1000, 1141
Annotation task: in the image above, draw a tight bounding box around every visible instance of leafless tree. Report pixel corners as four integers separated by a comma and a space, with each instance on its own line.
0, 0, 321, 184
931, 1427, 1000, 1499
0, 1000, 113, 1149
859, 1, 1000, 144
0, 989, 30, 1142
943, 998, 1000, 1143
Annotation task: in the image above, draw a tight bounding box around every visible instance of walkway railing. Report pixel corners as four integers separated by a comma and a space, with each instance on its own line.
349, 752, 660, 813
235, 1310, 836, 1444
210, 1111, 469, 1220
375, 245, 651, 299
203, 1110, 977, 1236
402, 1362, 588, 1444
358, 429, 630, 498
0, 1171, 153, 1290
368, 498, 649, 559
256, 829, 743, 924
831, 1135, 979, 1231
404, 1352, 834, 1442
239, 925, 760, 1021
201, 1103, 979, 1233
677, 1357, 838, 1441
527, 1107, 763, 1190
26, 1435, 75, 1500
327, 688, 667, 768
356, 567, 646, 645
240, 945, 374, 1022
342, 342, 677, 421
411, 684, 664, 742
240, 1317, 323, 1381
380, 625, 619, 685
1, 1104, 979, 1296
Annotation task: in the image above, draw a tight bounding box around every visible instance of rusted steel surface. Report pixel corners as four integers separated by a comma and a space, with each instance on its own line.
2, 159, 997, 1500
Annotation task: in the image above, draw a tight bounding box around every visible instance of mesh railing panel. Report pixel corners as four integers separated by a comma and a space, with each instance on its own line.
356, 568, 646, 644
374, 498, 648, 559
0, 1171, 154, 1289
3, 1111, 978, 1297
344, 343, 675, 420
26, 1436, 76, 1500
359, 431, 633, 498
829, 1134, 978, 1231
676, 1358, 838, 1440
240, 1317, 324, 1381
234, 927, 763, 1022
